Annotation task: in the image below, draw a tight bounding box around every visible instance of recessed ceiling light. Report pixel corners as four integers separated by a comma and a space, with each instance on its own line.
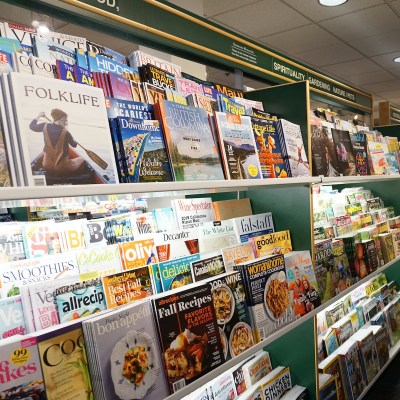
319, 0, 348, 6
394, 57, 400, 63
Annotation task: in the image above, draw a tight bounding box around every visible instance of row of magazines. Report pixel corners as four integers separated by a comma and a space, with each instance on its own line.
317, 271, 400, 400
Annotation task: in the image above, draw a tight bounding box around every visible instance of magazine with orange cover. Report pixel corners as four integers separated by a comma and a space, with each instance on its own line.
119, 238, 158, 270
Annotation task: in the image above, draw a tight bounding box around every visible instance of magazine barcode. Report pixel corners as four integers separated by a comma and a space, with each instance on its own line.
33, 177, 46, 186
172, 379, 186, 392
259, 327, 266, 341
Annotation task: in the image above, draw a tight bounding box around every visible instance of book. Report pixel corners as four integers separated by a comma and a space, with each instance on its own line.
235, 255, 294, 342
152, 283, 224, 393
174, 76, 203, 96
221, 242, 255, 272
214, 112, 262, 180
34, 35, 76, 66
0, 253, 79, 298
54, 277, 107, 323
82, 300, 169, 400
251, 230, 292, 258
314, 239, 335, 303
36, 321, 93, 400
8, 72, 118, 186
56, 59, 75, 82
285, 251, 320, 317
119, 238, 158, 270
142, 82, 166, 104
191, 253, 226, 282
172, 197, 215, 230
156, 100, 224, 181
102, 266, 154, 308
0, 222, 26, 261
251, 115, 288, 179
259, 366, 292, 400
209, 272, 254, 361
0, 335, 45, 398
76, 244, 122, 280
212, 198, 253, 220
350, 132, 369, 176
198, 220, 239, 253
141, 63, 176, 90
218, 93, 246, 115
158, 254, 199, 292
117, 117, 173, 182
232, 212, 274, 243
105, 97, 154, 120
331, 129, 356, 176
0, 295, 26, 338
276, 119, 310, 177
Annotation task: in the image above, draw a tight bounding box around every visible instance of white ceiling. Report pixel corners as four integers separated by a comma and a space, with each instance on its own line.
3, 1, 400, 116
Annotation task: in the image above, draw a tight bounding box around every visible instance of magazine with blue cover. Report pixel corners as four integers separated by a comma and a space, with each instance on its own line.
87, 51, 137, 76
34, 36, 75, 66
56, 59, 75, 82
73, 65, 94, 86
117, 117, 173, 183
87, 39, 128, 65
0, 295, 26, 338
105, 96, 154, 120
157, 100, 224, 181
218, 93, 246, 116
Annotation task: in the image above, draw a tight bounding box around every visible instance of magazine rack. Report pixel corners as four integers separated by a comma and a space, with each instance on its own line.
1, 1, 400, 399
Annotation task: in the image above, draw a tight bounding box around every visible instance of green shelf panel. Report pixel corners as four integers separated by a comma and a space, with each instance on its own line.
374, 125, 400, 140
383, 260, 400, 283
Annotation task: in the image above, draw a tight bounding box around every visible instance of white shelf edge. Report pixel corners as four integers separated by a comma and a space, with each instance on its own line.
314, 255, 400, 316
0, 177, 320, 205
166, 256, 400, 400
357, 339, 400, 400
320, 175, 400, 185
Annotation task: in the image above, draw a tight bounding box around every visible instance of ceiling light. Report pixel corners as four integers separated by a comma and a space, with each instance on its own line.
319, 0, 348, 6
37, 24, 50, 35
394, 57, 400, 63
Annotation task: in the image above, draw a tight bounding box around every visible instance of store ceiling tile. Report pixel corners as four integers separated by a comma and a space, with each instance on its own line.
371, 50, 400, 69
295, 42, 363, 67
362, 79, 400, 93
320, 4, 400, 42
382, 96, 400, 106
322, 59, 383, 77
374, 88, 400, 99
348, 29, 400, 57
281, 0, 384, 22
203, 0, 262, 18
345, 69, 396, 85
259, 25, 338, 56
387, 0, 400, 15
209, 0, 309, 38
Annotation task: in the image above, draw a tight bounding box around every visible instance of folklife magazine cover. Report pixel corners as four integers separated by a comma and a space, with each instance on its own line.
7, 72, 118, 186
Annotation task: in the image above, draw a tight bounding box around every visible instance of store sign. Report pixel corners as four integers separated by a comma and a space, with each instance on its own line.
63, 0, 371, 110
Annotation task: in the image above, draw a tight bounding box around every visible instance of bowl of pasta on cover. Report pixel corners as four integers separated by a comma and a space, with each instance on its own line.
263, 271, 290, 321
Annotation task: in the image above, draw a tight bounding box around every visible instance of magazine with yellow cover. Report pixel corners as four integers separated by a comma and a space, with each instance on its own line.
251, 230, 292, 258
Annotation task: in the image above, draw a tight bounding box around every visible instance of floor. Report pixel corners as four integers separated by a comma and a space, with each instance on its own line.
363, 352, 400, 400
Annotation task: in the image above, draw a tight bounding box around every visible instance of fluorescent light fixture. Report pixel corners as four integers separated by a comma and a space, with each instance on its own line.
37, 24, 50, 35
394, 57, 400, 63
319, 0, 348, 6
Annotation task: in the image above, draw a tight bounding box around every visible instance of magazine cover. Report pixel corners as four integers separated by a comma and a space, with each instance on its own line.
117, 117, 172, 182
259, 366, 292, 400
0, 335, 45, 398
251, 115, 287, 179
314, 239, 336, 304
152, 207, 177, 232
331, 129, 356, 176
8, 72, 118, 186
156, 100, 224, 181
191, 253, 226, 282
129, 50, 182, 76
76, 244, 122, 280
82, 217, 110, 248
198, 220, 239, 253
284, 251, 320, 317
83, 300, 169, 400
332, 239, 352, 294
105, 213, 135, 244
319, 354, 346, 400
0, 222, 25, 261
221, 242, 255, 272
209, 372, 236, 400
251, 230, 292, 258
102, 266, 154, 309
235, 255, 294, 342
215, 112, 262, 180
209, 272, 254, 361
232, 212, 274, 243
37, 321, 93, 400
0, 252, 79, 298
350, 133, 369, 176
276, 119, 310, 177
0, 295, 26, 338
105, 97, 154, 120
172, 197, 215, 230
119, 238, 158, 270
158, 253, 200, 292
152, 283, 225, 393
23, 219, 60, 258
57, 219, 86, 252
54, 277, 107, 323
33, 35, 76, 66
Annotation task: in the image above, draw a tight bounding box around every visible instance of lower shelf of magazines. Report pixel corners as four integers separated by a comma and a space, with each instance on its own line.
165, 256, 400, 400
358, 341, 400, 400
0, 177, 320, 207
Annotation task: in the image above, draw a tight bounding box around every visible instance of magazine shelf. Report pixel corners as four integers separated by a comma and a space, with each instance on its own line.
320, 175, 400, 185
0, 177, 320, 208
